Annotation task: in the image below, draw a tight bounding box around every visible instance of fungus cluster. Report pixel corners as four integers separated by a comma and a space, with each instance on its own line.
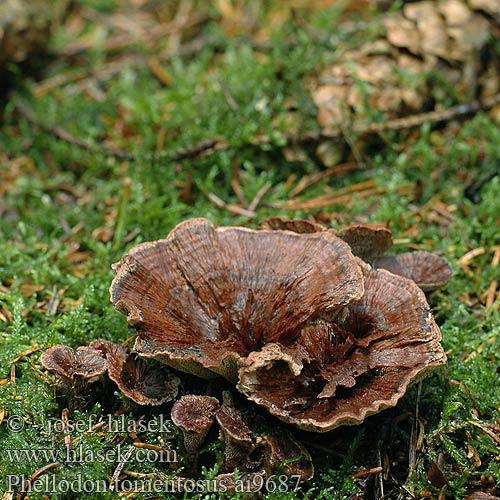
109, 217, 450, 432
170, 393, 313, 479
40, 340, 180, 406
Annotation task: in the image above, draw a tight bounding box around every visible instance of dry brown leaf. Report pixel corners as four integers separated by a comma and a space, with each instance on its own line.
19, 284, 44, 297
427, 461, 449, 488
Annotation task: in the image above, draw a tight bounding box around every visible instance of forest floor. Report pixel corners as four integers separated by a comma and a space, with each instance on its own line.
0, 1, 499, 499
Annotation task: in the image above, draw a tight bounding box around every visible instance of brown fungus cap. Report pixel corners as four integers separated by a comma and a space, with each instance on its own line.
374, 250, 452, 291
260, 218, 393, 263
237, 260, 446, 432
335, 223, 393, 262
40, 344, 107, 381
259, 216, 326, 233
106, 351, 180, 406
171, 395, 220, 460
259, 434, 313, 480
216, 404, 254, 471
88, 339, 128, 359
110, 218, 364, 382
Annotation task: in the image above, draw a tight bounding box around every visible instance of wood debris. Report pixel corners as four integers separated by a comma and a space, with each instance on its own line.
207, 192, 257, 218
469, 420, 500, 445
459, 247, 486, 271
15, 462, 60, 500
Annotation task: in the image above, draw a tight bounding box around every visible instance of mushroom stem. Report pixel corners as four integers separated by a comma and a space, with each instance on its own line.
171, 395, 220, 464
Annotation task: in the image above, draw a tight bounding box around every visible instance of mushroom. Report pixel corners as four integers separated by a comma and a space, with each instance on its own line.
106, 350, 180, 406
374, 250, 452, 291
259, 217, 451, 289
40, 344, 108, 409
259, 216, 325, 233
335, 223, 393, 262
109, 218, 447, 432
88, 339, 129, 359
215, 403, 254, 472
110, 218, 364, 382
171, 394, 220, 462
40, 344, 107, 383
259, 433, 313, 480
237, 259, 446, 432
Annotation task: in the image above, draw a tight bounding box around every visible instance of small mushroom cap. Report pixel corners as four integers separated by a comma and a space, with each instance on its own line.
171, 394, 220, 460
238, 260, 446, 432
374, 251, 452, 290
260, 434, 313, 480
216, 404, 254, 472
216, 405, 253, 445
107, 351, 180, 405
259, 216, 326, 233
88, 339, 128, 359
40, 344, 107, 380
110, 218, 364, 382
335, 223, 393, 262
464, 492, 500, 500
261, 220, 394, 263
171, 394, 220, 433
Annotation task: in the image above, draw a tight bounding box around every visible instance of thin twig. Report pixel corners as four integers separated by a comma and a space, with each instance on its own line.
36, 33, 223, 97
469, 420, 500, 445
409, 381, 422, 473
13, 92, 500, 165
377, 446, 384, 500
170, 138, 228, 162
112, 177, 131, 251
60, 3, 207, 57
207, 192, 256, 218
13, 95, 227, 163
45, 286, 58, 316
290, 93, 500, 143
9, 345, 42, 365
352, 467, 383, 479
16, 462, 60, 500
13, 96, 135, 161
218, 78, 239, 111
110, 444, 135, 491
247, 183, 271, 212
289, 162, 357, 198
